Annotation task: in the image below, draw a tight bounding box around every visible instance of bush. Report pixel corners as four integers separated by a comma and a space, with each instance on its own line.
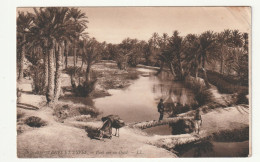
236, 91, 249, 104
184, 76, 212, 106
77, 106, 99, 118
65, 66, 98, 97
75, 80, 97, 97
25, 116, 47, 127
170, 119, 195, 135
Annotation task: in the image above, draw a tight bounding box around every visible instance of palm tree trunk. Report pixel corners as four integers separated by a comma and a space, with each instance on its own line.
220, 56, 224, 74
81, 55, 84, 70
73, 41, 77, 67
202, 54, 210, 88
220, 47, 224, 74
18, 36, 26, 82
46, 40, 55, 105
194, 54, 199, 78
86, 62, 91, 83
18, 44, 25, 81
169, 62, 176, 77
177, 52, 183, 79
54, 42, 64, 102
64, 41, 68, 69
43, 47, 48, 92
76, 52, 78, 64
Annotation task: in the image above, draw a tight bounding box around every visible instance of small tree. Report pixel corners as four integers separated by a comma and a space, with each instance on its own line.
17, 11, 33, 81
83, 38, 101, 82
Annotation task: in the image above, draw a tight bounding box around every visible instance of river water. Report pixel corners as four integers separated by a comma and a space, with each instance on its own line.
94, 68, 196, 123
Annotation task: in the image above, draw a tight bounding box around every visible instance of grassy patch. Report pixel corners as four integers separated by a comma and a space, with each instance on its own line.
53, 102, 100, 120
73, 115, 92, 122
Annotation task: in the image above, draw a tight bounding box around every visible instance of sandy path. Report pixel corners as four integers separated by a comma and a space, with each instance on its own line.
17, 105, 176, 158
17, 80, 176, 158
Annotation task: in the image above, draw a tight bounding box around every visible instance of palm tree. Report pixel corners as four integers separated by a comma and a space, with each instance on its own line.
145, 33, 161, 66
217, 29, 232, 74
17, 11, 33, 81
156, 33, 169, 74
242, 32, 249, 52
183, 34, 201, 78
83, 38, 101, 82
161, 31, 183, 79
230, 30, 243, 48
66, 8, 88, 68
172, 31, 183, 79
31, 7, 86, 104
52, 7, 75, 102
198, 31, 218, 87
64, 40, 70, 69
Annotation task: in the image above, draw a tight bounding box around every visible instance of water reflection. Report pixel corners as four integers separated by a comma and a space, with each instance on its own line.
151, 72, 198, 116
94, 69, 197, 123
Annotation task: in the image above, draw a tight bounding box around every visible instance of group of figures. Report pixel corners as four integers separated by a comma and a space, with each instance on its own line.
157, 99, 202, 134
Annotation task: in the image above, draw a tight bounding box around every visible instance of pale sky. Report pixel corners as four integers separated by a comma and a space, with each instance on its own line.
18, 7, 251, 44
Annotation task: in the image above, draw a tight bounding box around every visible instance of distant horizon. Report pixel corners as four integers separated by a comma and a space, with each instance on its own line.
17, 7, 251, 44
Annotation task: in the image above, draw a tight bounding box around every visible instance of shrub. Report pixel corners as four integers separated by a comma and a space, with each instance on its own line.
170, 119, 195, 135
195, 89, 213, 107
77, 106, 99, 118
65, 66, 98, 97
236, 91, 249, 104
25, 116, 47, 127
75, 80, 97, 97
184, 76, 212, 106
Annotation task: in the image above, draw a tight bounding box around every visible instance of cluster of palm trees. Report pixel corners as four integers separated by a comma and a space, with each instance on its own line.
17, 7, 89, 104
105, 30, 248, 86
17, 7, 249, 105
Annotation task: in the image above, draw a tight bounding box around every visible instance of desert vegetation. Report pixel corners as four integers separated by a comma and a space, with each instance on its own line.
16, 7, 249, 158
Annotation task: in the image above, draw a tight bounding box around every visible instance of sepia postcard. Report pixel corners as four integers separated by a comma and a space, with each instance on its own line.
16, 6, 251, 158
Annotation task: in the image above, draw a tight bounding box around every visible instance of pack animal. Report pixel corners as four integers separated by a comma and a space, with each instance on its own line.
98, 115, 125, 139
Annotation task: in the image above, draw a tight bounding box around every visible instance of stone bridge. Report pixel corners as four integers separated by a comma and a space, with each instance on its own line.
128, 116, 194, 129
